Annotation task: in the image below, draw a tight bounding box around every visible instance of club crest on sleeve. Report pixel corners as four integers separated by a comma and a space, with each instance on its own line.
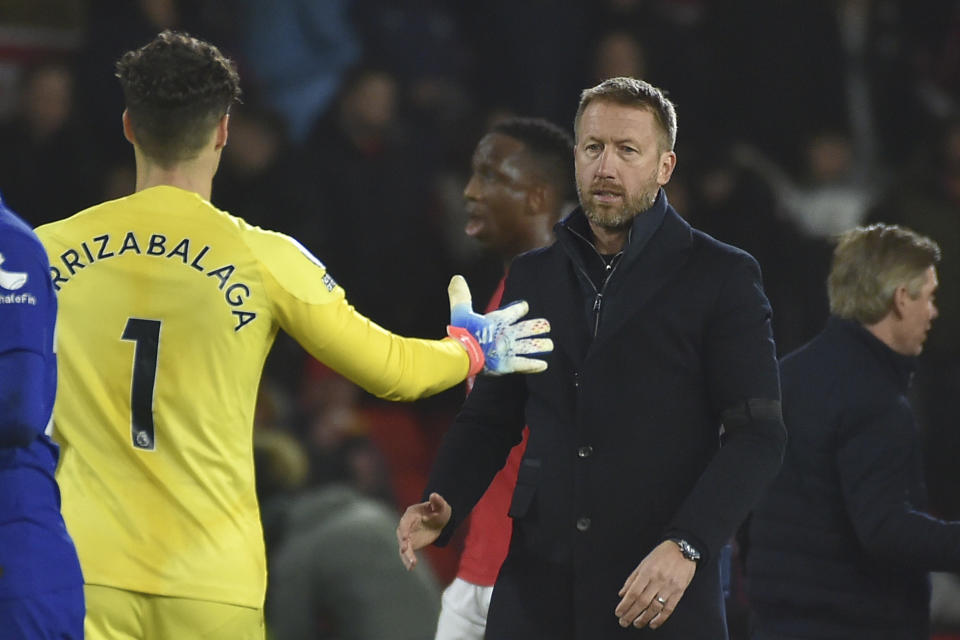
0, 252, 28, 291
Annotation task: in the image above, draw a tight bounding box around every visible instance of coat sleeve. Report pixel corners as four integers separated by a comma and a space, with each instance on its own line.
664, 253, 786, 563
423, 272, 530, 545
838, 400, 960, 571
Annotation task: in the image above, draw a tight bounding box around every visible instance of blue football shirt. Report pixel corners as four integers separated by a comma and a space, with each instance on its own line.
0, 197, 83, 598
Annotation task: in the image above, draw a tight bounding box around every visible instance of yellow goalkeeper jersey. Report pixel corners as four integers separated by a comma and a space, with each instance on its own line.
36, 185, 469, 608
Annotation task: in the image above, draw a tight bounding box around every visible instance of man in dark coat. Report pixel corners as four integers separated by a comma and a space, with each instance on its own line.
398, 77, 786, 639
745, 224, 957, 639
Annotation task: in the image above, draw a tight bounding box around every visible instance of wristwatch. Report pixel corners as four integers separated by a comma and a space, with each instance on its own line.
669, 538, 701, 563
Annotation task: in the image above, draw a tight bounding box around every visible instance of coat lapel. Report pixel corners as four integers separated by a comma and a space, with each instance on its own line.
588, 209, 693, 356
539, 250, 592, 366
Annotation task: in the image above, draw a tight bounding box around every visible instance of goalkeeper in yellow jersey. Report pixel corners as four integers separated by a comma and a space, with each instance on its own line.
36, 30, 551, 640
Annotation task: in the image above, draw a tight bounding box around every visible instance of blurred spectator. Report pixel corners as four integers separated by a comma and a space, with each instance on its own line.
0, 0, 84, 118
685, 142, 831, 356
932, 571, 960, 635
353, 1, 467, 87
0, 59, 100, 225
911, 0, 960, 122
296, 360, 394, 505
352, 2, 474, 165
705, 0, 924, 175
295, 355, 468, 583
212, 103, 311, 235
299, 65, 454, 337
459, 2, 590, 126
730, 131, 880, 240
234, 0, 360, 144
256, 428, 441, 640
255, 431, 311, 539
590, 29, 647, 84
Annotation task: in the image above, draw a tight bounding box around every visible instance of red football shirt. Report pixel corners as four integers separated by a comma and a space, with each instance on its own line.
456, 275, 528, 586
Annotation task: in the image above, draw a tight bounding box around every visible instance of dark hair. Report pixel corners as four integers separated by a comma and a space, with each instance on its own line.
574, 77, 677, 151
116, 30, 241, 166
490, 117, 576, 204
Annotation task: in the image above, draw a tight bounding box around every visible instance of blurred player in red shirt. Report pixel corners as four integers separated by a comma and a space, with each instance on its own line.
435, 116, 575, 640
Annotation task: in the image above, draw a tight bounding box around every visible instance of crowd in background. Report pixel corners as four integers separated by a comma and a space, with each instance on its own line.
1, 0, 959, 637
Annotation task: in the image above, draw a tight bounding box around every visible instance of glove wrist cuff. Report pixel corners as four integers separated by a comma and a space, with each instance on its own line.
447, 325, 484, 377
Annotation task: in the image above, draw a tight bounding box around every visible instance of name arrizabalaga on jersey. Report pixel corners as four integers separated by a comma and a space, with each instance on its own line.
49, 231, 257, 331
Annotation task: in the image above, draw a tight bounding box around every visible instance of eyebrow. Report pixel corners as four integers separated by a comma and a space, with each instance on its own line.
581, 135, 643, 146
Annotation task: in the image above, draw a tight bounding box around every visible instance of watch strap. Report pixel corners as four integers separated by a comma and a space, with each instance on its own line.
669, 537, 701, 562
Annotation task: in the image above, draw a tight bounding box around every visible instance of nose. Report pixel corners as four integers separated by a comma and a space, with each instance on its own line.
595, 148, 616, 179
931, 301, 939, 320
463, 173, 481, 201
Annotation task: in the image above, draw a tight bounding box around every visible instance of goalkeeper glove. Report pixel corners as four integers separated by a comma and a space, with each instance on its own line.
445, 275, 552, 376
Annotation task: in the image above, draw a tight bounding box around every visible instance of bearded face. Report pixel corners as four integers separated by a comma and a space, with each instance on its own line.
574, 101, 675, 231
577, 164, 660, 230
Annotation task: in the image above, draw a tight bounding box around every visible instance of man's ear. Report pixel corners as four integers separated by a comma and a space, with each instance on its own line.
526, 184, 547, 216
658, 150, 677, 185
892, 285, 910, 319
122, 109, 136, 144
214, 113, 229, 151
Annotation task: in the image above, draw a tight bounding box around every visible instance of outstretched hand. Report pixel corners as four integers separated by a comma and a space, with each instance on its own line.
446, 275, 552, 375
397, 493, 452, 570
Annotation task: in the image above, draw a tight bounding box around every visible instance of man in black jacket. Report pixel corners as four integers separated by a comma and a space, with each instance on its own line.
397, 77, 786, 639
745, 224, 953, 639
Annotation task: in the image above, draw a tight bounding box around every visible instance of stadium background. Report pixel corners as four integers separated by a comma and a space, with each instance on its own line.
1, 0, 959, 636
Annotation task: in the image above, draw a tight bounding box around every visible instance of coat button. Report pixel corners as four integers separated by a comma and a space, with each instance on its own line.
576, 517, 591, 532
577, 446, 593, 458
573, 372, 580, 388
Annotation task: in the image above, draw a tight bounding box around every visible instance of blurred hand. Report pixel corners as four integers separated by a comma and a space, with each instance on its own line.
446, 274, 552, 375
397, 492, 452, 570
614, 540, 696, 630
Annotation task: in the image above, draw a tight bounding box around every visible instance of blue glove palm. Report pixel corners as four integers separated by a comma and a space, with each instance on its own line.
446, 275, 552, 375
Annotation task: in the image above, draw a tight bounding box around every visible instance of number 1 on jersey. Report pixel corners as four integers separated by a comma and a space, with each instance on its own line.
122, 318, 161, 450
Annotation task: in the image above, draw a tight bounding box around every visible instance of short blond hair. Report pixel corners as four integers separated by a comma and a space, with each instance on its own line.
828, 224, 940, 324
574, 77, 677, 151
